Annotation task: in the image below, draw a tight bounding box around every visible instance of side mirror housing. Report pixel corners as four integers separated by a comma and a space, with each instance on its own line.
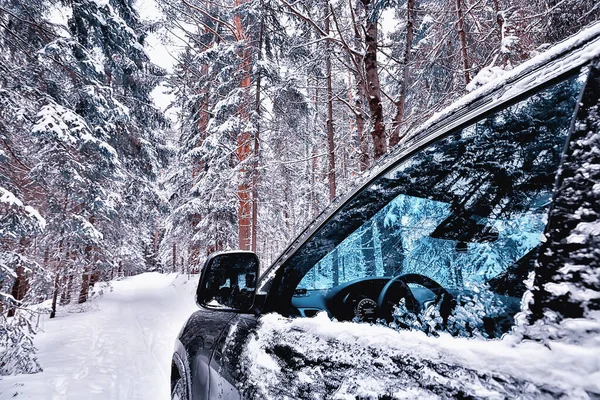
197, 251, 259, 312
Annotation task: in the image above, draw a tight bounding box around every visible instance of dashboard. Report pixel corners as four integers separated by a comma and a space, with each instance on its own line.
291, 277, 438, 322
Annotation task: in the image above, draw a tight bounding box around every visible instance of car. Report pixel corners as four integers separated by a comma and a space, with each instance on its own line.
171, 23, 600, 400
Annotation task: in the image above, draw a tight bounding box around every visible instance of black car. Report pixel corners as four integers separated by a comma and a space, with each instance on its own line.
171, 24, 600, 400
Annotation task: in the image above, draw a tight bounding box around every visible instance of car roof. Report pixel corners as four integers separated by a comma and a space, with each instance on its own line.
258, 22, 600, 291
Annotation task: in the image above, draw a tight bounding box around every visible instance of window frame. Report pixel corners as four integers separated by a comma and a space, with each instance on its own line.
261, 61, 595, 316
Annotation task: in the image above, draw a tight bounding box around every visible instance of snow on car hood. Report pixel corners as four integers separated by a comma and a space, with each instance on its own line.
240, 312, 600, 399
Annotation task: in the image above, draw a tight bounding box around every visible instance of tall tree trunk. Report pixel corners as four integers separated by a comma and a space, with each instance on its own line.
235, 0, 252, 250
456, 0, 471, 87
153, 227, 159, 268
351, 0, 369, 171
50, 239, 64, 319
355, 82, 369, 171
79, 243, 95, 304
191, 62, 211, 179
492, 0, 503, 39
332, 248, 339, 287
362, 225, 376, 276
61, 273, 73, 305
251, 19, 264, 252
78, 273, 90, 304
237, 111, 252, 251
325, 4, 336, 201
311, 81, 321, 217
390, 0, 414, 148
311, 149, 319, 217
360, 0, 386, 160
7, 265, 29, 317
172, 243, 177, 272
50, 272, 60, 319
7, 239, 30, 317
51, 192, 70, 318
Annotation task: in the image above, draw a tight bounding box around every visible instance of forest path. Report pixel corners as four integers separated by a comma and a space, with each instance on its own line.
0, 273, 198, 400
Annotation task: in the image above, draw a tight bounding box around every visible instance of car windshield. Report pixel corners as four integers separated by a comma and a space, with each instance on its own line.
284, 72, 584, 299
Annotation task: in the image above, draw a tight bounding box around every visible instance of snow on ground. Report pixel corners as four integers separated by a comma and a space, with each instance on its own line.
0, 273, 199, 400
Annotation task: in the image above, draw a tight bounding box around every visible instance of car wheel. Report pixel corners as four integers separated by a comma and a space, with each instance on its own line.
171, 375, 187, 400
171, 360, 188, 400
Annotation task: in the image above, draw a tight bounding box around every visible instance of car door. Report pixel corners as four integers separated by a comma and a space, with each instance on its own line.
208, 314, 257, 400
175, 309, 237, 400
238, 65, 594, 398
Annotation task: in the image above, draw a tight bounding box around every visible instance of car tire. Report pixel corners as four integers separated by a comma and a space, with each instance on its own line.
171, 375, 187, 400
171, 356, 189, 400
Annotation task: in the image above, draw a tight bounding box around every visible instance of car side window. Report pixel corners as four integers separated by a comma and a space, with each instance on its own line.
291, 72, 585, 337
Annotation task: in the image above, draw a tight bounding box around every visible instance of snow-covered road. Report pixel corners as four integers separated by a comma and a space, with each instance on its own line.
0, 273, 198, 400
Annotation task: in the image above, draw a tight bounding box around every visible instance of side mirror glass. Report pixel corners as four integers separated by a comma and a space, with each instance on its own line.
197, 251, 259, 312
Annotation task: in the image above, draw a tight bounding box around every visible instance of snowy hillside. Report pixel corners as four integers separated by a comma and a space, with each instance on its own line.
0, 273, 198, 400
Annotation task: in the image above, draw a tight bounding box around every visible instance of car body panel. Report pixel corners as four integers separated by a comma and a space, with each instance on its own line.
209, 314, 257, 400
174, 309, 237, 399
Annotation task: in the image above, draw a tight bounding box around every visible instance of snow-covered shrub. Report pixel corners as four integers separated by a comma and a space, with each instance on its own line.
390, 283, 508, 339
0, 187, 45, 376
0, 311, 41, 375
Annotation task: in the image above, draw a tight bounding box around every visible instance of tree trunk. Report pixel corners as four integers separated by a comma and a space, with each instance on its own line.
251, 19, 264, 252
237, 141, 252, 250
325, 5, 336, 201
492, 0, 503, 39
312, 149, 319, 217
172, 243, 177, 272
61, 274, 73, 305
356, 83, 369, 171
51, 193, 69, 318
362, 225, 376, 276
235, 0, 252, 251
153, 228, 159, 269
456, 0, 471, 87
311, 82, 321, 217
332, 248, 339, 287
389, 0, 414, 148
50, 272, 60, 319
90, 272, 99, 287
350, 1, 369, 171
7, 265, 29, 317
360, 0, 386, 160
78, 273, 90, 304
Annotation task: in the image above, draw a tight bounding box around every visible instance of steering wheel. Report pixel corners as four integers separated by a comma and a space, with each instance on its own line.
377, 274, 455, 323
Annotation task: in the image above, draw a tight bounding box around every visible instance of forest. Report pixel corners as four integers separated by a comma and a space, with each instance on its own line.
1, 0, 598, 374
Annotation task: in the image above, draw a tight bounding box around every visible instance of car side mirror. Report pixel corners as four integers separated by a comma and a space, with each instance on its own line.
197, 251, 259, 312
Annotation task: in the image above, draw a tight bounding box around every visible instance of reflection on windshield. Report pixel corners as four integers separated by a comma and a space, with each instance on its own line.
288, 73, 583, 295
299, 191, 548, 290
